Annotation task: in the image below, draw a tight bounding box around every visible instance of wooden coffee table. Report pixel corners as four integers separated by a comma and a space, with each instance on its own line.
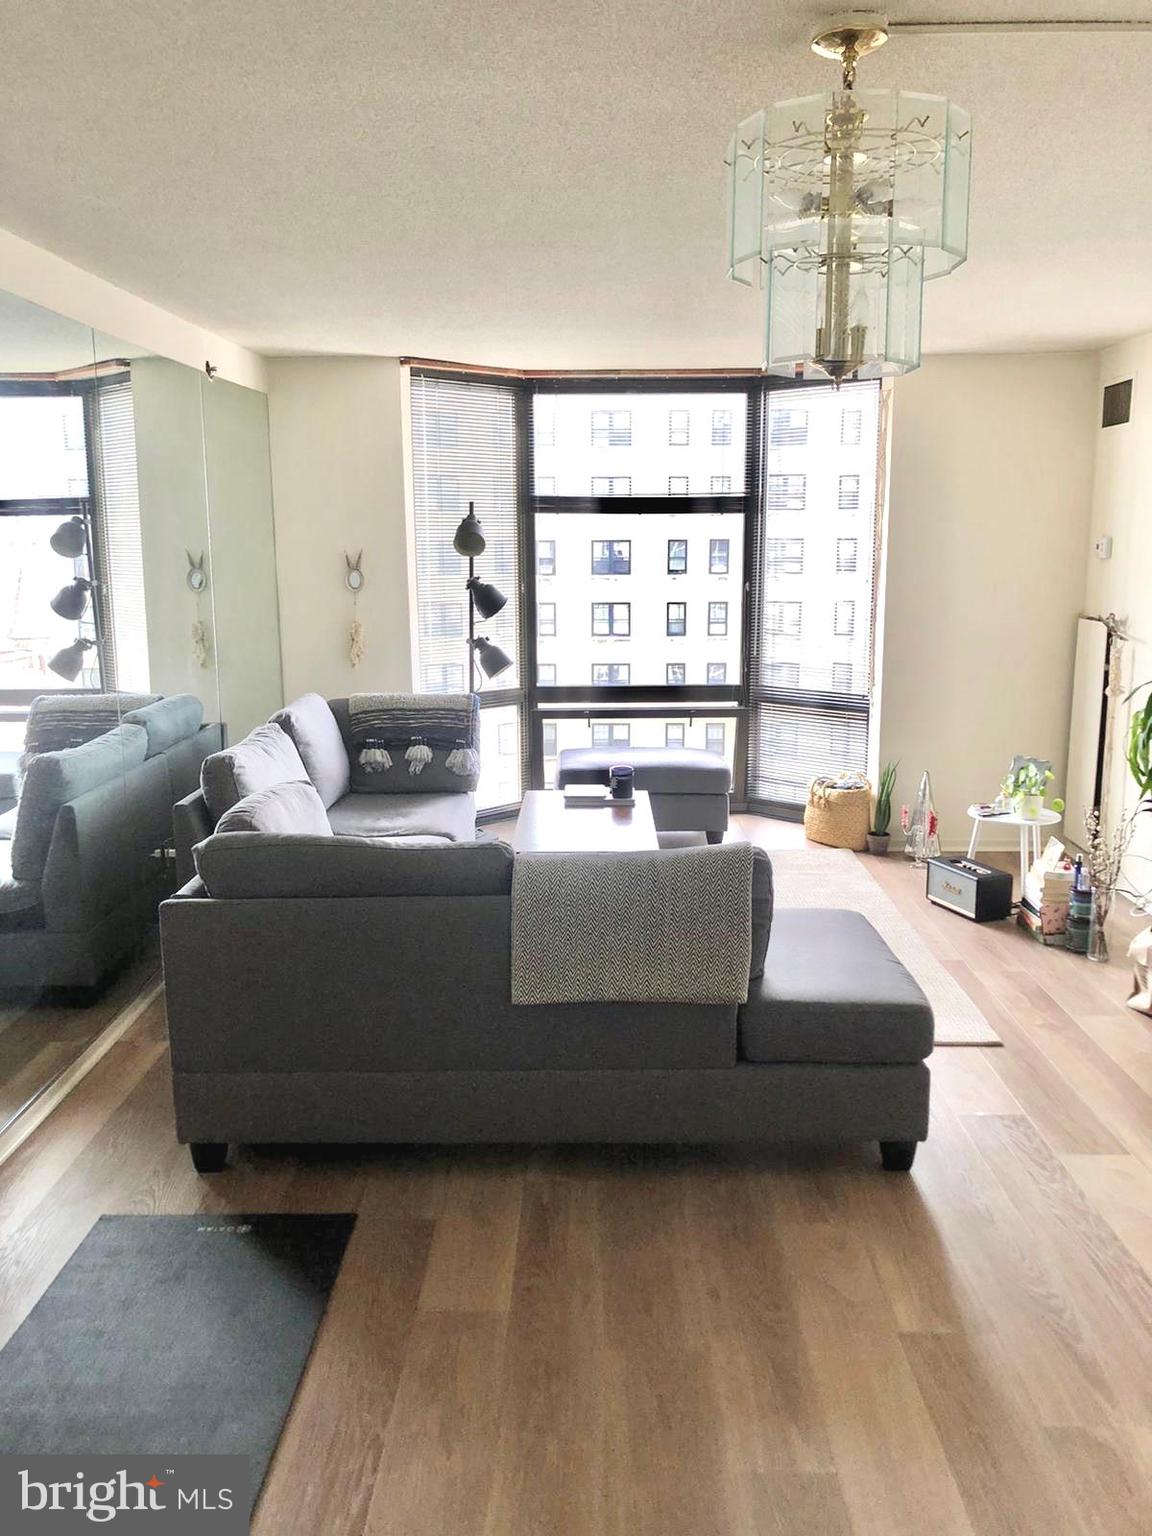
512, 790, 659, 853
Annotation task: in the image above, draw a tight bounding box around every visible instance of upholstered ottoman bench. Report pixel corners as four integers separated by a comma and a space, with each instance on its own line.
556, 746, 731, 842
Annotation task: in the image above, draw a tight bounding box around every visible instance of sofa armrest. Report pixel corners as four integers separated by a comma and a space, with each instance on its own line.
173, 789, 213, 887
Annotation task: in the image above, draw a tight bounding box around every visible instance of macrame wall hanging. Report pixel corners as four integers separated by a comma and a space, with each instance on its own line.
345, 551, 365, 668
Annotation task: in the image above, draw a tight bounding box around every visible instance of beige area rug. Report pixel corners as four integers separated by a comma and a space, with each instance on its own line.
768, 848, 1002, 1047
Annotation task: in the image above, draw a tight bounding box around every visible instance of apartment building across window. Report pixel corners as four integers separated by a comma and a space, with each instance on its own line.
591, 408, 631, 446
542, 722, 557, 756
769, 408, 808, 447
591, 539, 630, 575
707, 662, 727, 684
832, 662, 853, 691
536, 475, 556, 494
667, 538, 687, 574
711, 475, 732, 494
591, 476, 631, 496
706, 722, 726, 754
834, 599, 856, 637
428, 601, 463, 637
840, 408, 862, 446
592, 601, 630, 636
767, 474, 806, 512
498, 722, 516, 756
836, 537, 857, 573
592, 723, 630, 748
668, 409, 689, 446
765, 537, 804, 577
592, 662, 630, 684
537, 539, 556, 576
667, 662, 686, 684
765, 600, 802, 637
839, 474, 860, 512
711, 408, 733, 446
538, 602, 556, 637
666, 601, 687, 637
538, 663, 556, 684
665, 723, 686, 747
708, 601, 728, 637
668, 475, 689, 495
765, 661, 800, 687
536, 409, 556, 447
709, 538, 729, 574
426, 662, 465, 690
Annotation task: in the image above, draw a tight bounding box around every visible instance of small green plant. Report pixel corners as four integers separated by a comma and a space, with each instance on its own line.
872, 760, 898, 835
1001, 761, 1054, 801
1126, 682, 1152, 802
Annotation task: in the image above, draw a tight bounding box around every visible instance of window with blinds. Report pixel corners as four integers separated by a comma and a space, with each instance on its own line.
746, 381, 881, 810
409, 372, 523, 810
90, 376, 150, 691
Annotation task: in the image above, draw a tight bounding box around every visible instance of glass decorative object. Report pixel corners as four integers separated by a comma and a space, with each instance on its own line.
901, 770, 941, 864
727, 14, 971, 383
1088, 885, 1112, 964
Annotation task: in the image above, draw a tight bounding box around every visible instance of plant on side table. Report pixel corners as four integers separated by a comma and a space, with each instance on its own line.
867, 761, 899, 855
1001, 760, 1055, 820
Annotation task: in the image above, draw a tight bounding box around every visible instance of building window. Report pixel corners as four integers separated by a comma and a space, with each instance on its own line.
765, 601, 802, 637
832, 662, 853, 691
498, 723, 515, 756
538, 602, 556, 637
542, 722, 557, 756
428, 602, 463, 637
591, 539, 631, 575
769, 408, 808, 447
834, 600, 856, 637
666, 602, 687, 637
666, 723, 686, 747
592, 723, 631, 747
668, 409, 689, 446
709, 538, 730, 574
838, 474, 860, 512
836, 537, 857, 573
707, 662, 727, 685
668, 475, 689, 495
535, 475, 556, 494
591, 475, 631, 496
537, 539, 556, 576
765, 661, 800, 687
538, 662, 556, 684
592, 601, 630, 636
667, 662, 686, 684
767, 474, 806, 512
667, 538, 688, 574
711, 409, 733, 446
706, 723, 726, 754
841, 408, 862, 446
708, 601, 728, 637
591, 408, 631, 447
426, 662, 465, 690
711, 475, 732, 494
592, 662, 630, 684
765, 537, 804, 577
536, 409, 556, 447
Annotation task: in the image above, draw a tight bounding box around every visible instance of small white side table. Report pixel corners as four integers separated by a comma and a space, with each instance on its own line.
965, 805, 1063, 896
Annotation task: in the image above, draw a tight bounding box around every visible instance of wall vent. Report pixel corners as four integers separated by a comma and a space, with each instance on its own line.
1102, 378, 1132, 428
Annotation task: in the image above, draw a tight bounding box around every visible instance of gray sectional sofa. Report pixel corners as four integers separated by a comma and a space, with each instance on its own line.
0, 694, 221, 990
161, 693, 934, 1174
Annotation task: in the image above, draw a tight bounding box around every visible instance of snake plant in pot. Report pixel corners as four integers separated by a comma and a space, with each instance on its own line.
868, 761, 899, 855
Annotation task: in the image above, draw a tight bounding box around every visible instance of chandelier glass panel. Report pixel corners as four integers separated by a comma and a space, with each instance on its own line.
728, 28, 971, 382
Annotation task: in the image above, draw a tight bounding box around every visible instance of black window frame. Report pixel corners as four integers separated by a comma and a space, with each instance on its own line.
707, 601, 728, 637
591, 721, 631, 748
591, 601, 630, 636
591, 538, 631, 576
668, 408, 690, 447
538, 601, 556, 637
709, 537, 730, 574
591, 408, 632, 447
666, 601, 687, 637
537, 538, 556, 575
665, 722, 686, 747
667, 537, 688, 575
592, 662, 631, 685
666, 662, 686, 685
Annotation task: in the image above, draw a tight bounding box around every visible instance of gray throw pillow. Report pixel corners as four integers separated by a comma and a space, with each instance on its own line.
200, 722, 309, 822
11, 721, 149, 883
270, 693, 350, 809
122, 694, 204, 757
215, 779, 333, 837
194, 833, 514, 900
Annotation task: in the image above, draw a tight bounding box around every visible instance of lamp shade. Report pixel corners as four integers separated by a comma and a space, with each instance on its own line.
453, 507, 486, 557
49, 577, 92, 621
472, 637, 513, 680
49, 516, 87, 558
467, 576, 507, 620
47, 637, 96, 682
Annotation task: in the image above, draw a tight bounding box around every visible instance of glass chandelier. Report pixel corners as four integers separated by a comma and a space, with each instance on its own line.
727, 12, 971, 382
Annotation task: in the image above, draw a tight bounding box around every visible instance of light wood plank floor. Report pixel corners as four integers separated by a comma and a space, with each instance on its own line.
1, 816, 1151, 1536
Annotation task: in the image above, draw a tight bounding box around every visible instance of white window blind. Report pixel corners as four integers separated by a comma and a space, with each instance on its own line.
747, 382, 881, 808
91, 376, 150, 692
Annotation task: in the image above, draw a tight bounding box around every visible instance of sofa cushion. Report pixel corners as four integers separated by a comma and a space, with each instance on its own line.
739, 908, 934, 1065
326, 790, 477, 843
750, 845, 773, 980
0, 839, 41, 914
18, 691, 158, 791
200, 722, 309, 822
194, 833, 514, 900
215, 780, 333, 838
11, 722, 149, 883
270, 693, 350, 809
557, 746, 732, 795
122, 694, 204, 757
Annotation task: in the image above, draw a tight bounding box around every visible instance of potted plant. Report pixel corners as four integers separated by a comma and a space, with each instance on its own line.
867, 761, 898, 855
1080, 682, 1152, 966
1001, 760, 1054, 819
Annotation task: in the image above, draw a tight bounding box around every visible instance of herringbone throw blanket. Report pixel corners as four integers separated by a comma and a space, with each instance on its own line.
511, 843, 754, 1006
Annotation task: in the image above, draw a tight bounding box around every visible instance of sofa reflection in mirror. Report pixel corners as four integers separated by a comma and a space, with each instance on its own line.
0, 692, 221, 990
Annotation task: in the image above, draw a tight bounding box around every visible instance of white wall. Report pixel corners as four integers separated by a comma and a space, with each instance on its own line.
879, 353, 1098, 850
266, 357, 413, 701
1083, 333, 1152, 891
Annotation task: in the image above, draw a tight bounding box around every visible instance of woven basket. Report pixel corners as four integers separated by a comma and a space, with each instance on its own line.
803, 776, 871, 851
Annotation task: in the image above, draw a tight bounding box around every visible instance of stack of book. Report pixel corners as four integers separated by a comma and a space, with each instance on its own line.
1017, 838, 1075, 944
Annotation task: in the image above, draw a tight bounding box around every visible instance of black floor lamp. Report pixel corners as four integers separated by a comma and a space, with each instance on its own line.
453, 503, 513, 691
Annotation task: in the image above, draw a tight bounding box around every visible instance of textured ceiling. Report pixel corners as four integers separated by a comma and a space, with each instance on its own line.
0, 1, 1149, 366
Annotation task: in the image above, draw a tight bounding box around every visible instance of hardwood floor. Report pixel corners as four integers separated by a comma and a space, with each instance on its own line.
1, 817, 1151, 1535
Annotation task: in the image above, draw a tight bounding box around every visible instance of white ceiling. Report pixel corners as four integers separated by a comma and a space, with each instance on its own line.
0, 1, 1149, 367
